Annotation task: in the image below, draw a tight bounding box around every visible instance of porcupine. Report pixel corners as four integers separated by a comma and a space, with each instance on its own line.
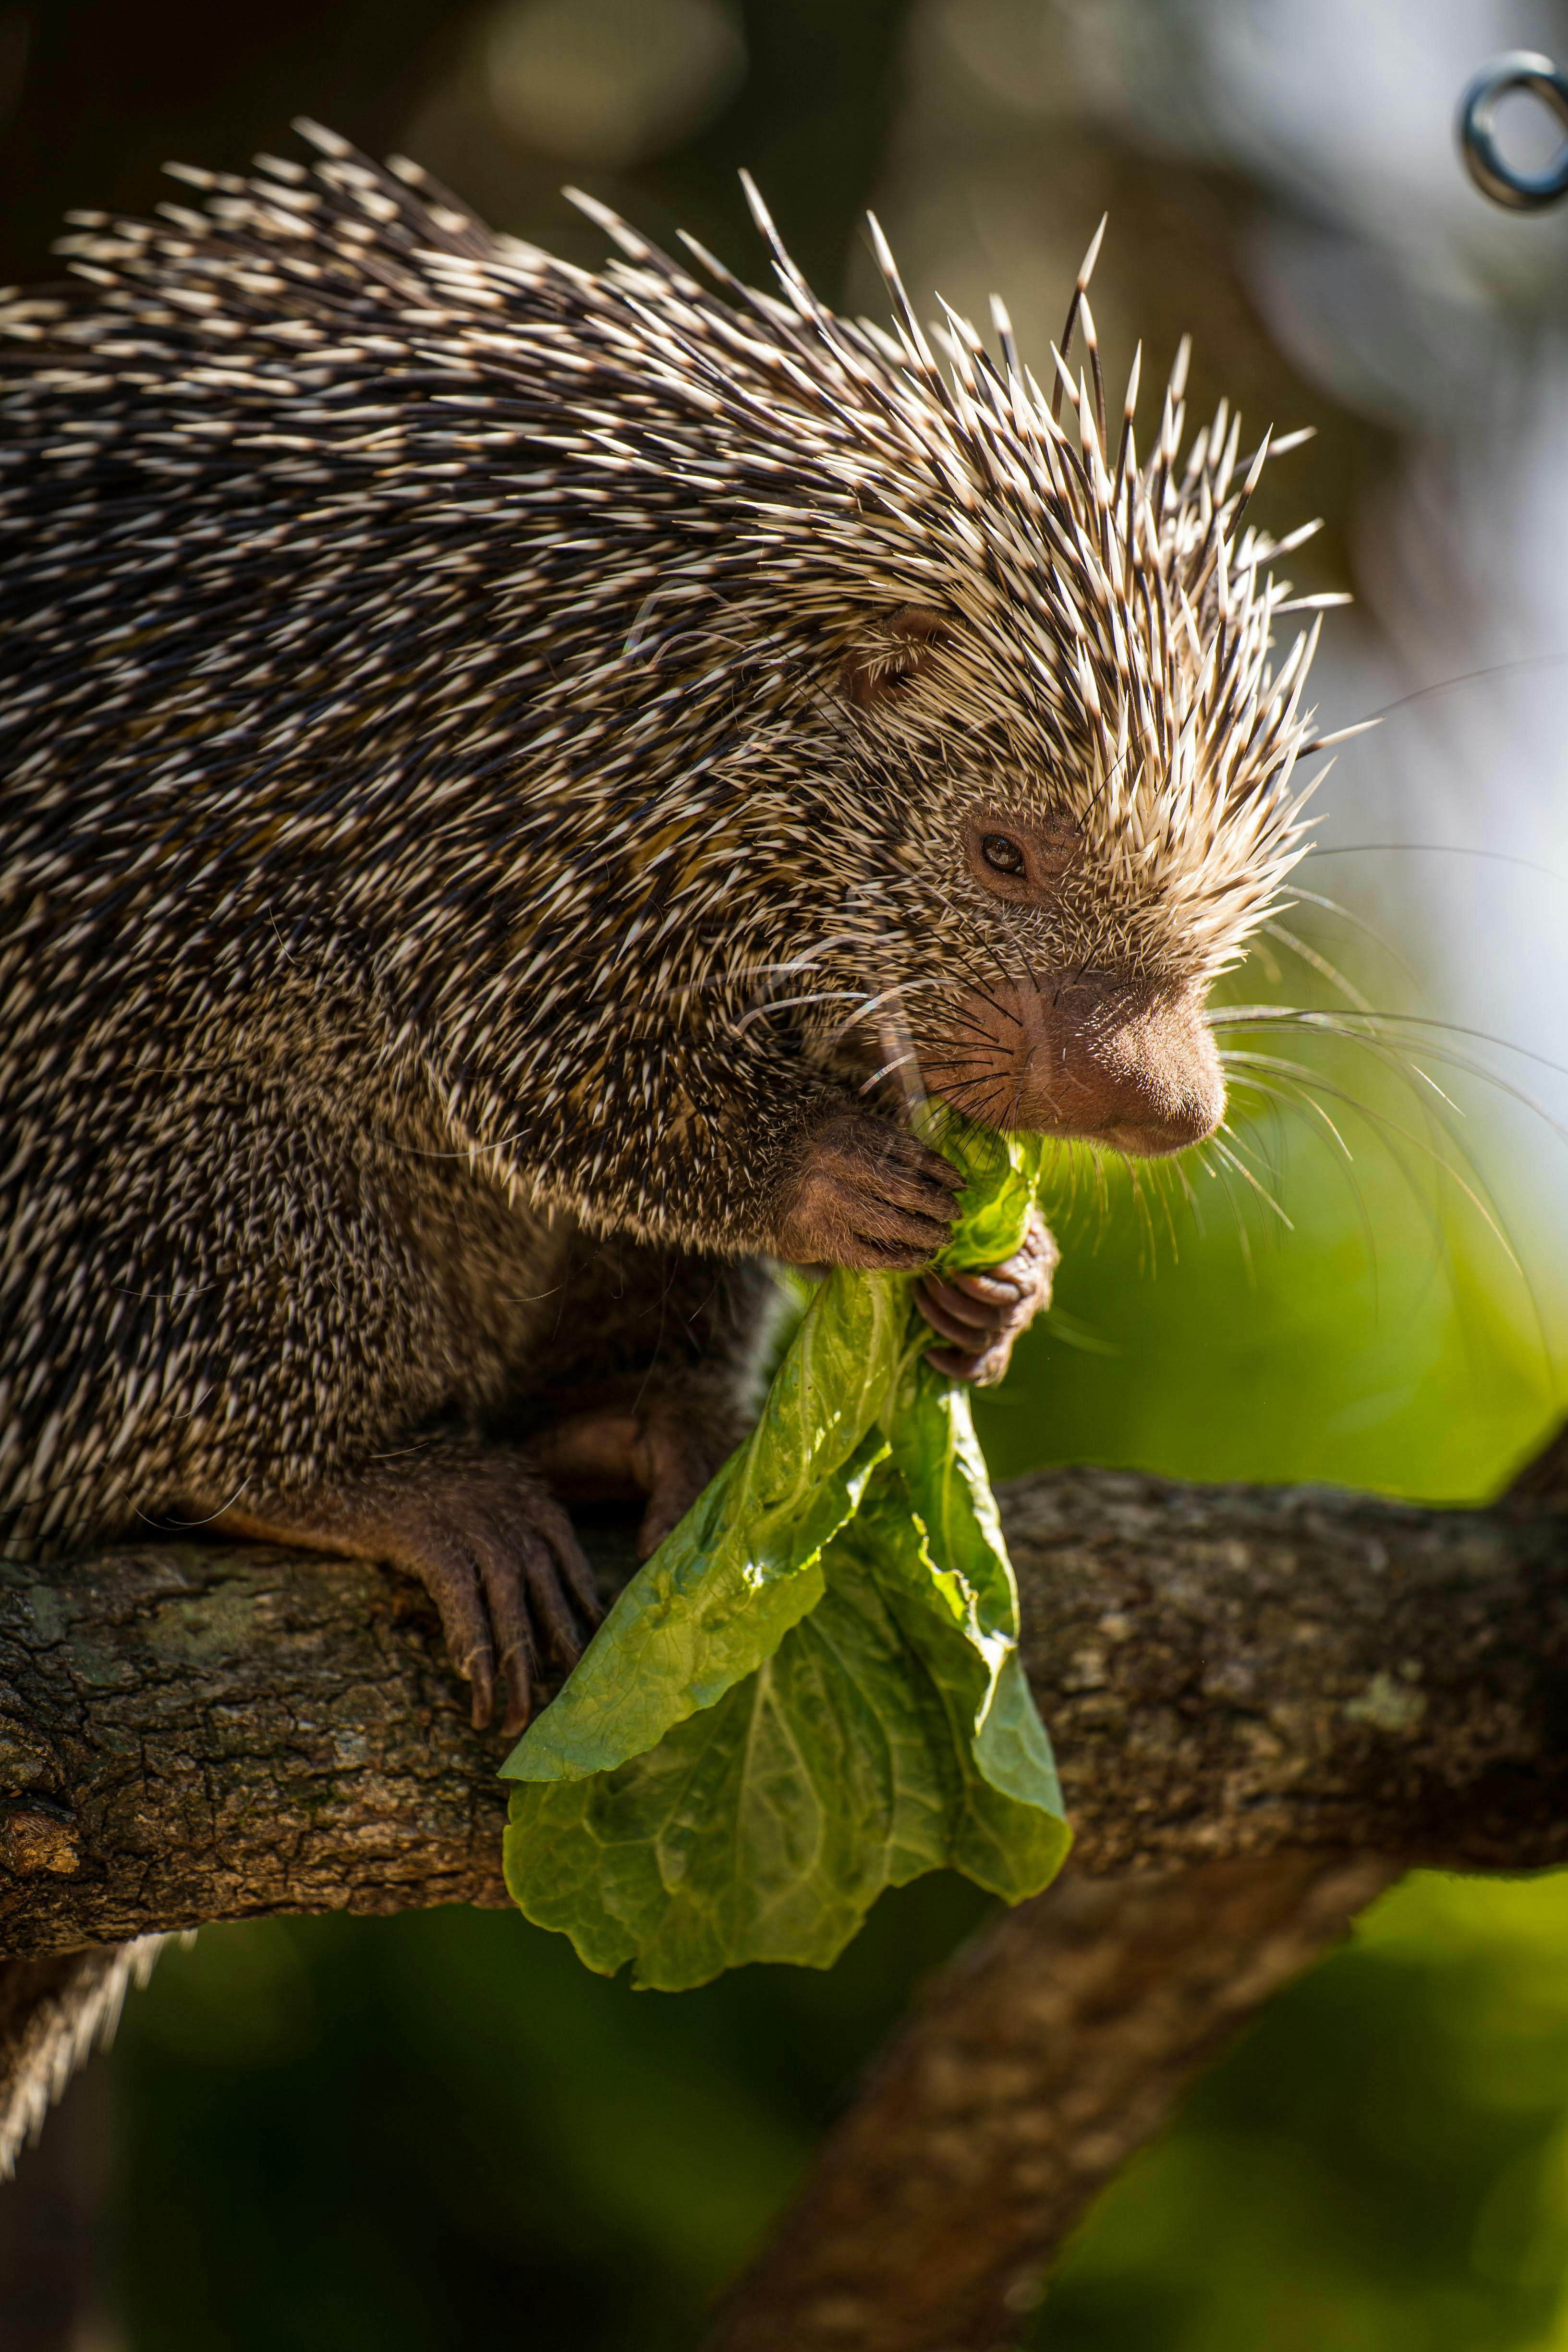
0, 123, 1325, 2169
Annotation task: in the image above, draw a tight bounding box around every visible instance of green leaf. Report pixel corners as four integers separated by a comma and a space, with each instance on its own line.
502, 1109, 1070, 1987
501, 1278, 911, 1785
505, 1467, 1068, 1988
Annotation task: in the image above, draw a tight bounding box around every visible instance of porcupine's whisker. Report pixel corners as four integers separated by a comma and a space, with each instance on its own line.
1213, 1124, 1298, 1223
1006, 1057, 1029, 1134
877, 1000, 928, 1127
841, 891, 930, 1128
882, 989, 1013, 1062
1224, 1072, 1329, 1176
1123, 1159, 1169, 1273
917, 1052, 998, 1095
1279, 1026, 1465, 1127
1230, 1032, 1522, 1270
652, 937, 868, 1003
831, 1018, 995, 1104
1220, 1047, 1524, 1275
1210, 1004, 1568, 1074
916, 1051, 985, 1078
397, 1127, 536, 1164
1153, 1155, 1189, 1257
949, 908, 1023, 990
733, 989, 867, 1036
839, 973, 925, 1123
1210, 1126, 1293, 1227
922, 1053, 1012, 1120
955, 1075, 1017, 1130
1352, 1030, 1568, 1137
1221, 1058, 1447, 1305
950, 915, 1029, 1021
1298, 1035, 1568, 1246
1270, 888, 1423, 991
1224, 1039, 1471, 1185
1261, 921, 1374, 1013
858, 1052, 923, 1095
705, 967, 956, 1039
941, 977, 1023, 1052
1132, 1142, 1205, 1237
831, 977, 962, 1032
1221, 1061, 1357, 1164
1313, 648, 1568, 737
910, 1026, 1011, 1094
1308, 841, 1568, 890
1201, 1150, 1259, 1281
1214, 1007, 1568, 1146
1221, 1067, 1384, 1267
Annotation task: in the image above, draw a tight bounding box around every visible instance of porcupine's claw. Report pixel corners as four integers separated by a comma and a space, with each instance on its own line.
192, 1442, 603, 1738
915, 1206, 1058, 1386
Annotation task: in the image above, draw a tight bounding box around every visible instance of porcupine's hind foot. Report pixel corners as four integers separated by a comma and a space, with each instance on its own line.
530, 1208, 1059, 1563
526, 1383, 753, 1563
194, 1442, 602, 1736
914, 1205, 1058, 1386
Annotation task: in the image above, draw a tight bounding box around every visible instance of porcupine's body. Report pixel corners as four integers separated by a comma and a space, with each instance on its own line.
0, 126, 1323, 2166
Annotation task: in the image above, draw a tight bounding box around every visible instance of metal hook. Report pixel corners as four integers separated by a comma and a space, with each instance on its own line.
1459, 50, 1568, 210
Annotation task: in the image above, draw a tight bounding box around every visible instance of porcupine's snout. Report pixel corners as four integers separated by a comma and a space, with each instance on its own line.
931, 977, 1225, 1157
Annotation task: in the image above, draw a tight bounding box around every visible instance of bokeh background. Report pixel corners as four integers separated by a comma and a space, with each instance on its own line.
6, 1, 1568, 2345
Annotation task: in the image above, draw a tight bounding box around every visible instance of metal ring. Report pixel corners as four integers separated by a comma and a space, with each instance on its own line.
1459, 50, 1568, 210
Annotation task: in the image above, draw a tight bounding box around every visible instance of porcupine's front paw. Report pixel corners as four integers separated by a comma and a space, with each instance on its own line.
773, 1110, 965, 1271
197, 1443, 602, 1736
914, 1205, 1058, 1386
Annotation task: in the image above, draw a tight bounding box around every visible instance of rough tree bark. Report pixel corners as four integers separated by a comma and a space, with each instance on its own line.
1, 1470, 1563, 1956
1, 1468, 1563, 2345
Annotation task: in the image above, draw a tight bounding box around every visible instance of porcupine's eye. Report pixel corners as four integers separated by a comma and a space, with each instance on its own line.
981, 833, 1025, 875
965, 809, 1080, 903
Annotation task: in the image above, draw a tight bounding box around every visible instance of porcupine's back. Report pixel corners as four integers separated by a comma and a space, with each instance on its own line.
0, 130, 678, 927
0, 124, 975, 932
0, 120, 1321, 1000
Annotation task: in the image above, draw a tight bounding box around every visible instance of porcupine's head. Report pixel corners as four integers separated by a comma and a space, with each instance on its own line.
523, 178, 1331, 1170
668, 205, 1331, 1163
0, 129, 1329, 1203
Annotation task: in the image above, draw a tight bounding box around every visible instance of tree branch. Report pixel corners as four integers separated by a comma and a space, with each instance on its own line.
1012, 1469, 1568, 1875
0, 1473, 1562, 1958
705, 1852, 1399, 2352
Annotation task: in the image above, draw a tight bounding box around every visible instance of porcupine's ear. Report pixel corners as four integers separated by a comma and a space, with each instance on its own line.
838, 604, 954, 709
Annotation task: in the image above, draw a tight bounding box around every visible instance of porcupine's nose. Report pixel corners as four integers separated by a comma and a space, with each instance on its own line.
933, 977, 1225, 1157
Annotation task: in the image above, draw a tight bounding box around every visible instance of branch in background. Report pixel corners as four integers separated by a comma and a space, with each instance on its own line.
710, 1444, 1568, 2352
706, 1852, 1398, 2352
0, 1474, 1563, 1957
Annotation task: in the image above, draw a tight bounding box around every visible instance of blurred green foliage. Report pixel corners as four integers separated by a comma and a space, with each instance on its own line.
1038, 1874, 1568, 2352
111, 1879, 992, 2350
